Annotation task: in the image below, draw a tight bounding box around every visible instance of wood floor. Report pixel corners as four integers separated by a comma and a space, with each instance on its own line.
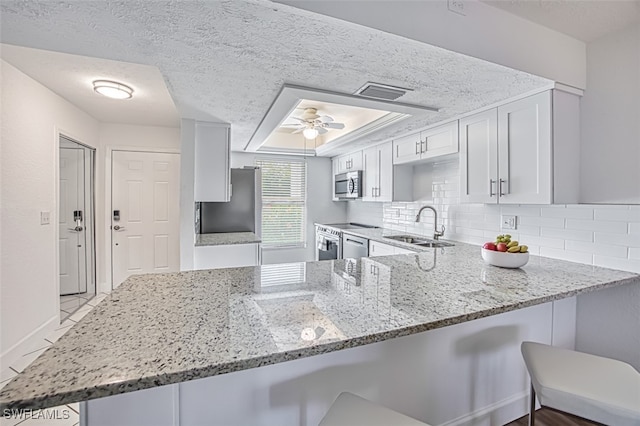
506, 408, 600, 426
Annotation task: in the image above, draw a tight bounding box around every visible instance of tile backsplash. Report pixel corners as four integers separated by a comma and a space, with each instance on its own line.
348, 158, 640, 273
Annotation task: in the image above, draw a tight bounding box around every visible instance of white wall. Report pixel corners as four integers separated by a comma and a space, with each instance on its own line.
97, 123, 180, 291
0, 60, 99, 367
231, 152, 347, 264
580, 23, 640, 204
277, 0, 586, 88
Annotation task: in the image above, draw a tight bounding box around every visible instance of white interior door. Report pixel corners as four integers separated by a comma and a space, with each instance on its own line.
111, 151, 180, 289
59, 147, 87, 295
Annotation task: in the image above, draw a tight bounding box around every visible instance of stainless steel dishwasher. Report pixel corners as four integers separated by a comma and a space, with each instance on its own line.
341, 233, 368, 259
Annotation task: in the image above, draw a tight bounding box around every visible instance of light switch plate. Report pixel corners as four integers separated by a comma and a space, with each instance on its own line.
40, 211, 51, 225
501, 215, 517, 230
448, 0, 466, 16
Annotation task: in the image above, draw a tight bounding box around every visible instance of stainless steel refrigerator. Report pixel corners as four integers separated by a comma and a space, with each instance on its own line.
196, 168, 261, 235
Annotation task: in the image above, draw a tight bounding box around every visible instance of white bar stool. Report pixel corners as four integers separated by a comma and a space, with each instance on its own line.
521, 341, 640, 426
319, 392, 431, 426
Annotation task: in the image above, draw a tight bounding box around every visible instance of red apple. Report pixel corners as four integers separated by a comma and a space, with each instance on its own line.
496, 242, 508, 252
483, 242, 497, 251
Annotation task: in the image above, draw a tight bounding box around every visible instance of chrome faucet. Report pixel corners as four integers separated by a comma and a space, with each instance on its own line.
415, 205, 445, 240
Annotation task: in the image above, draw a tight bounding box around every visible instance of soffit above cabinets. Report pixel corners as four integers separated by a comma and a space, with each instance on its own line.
0, 1, 552, 154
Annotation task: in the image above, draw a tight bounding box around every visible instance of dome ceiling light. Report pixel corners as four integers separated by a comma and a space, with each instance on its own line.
93, 80, 134, 99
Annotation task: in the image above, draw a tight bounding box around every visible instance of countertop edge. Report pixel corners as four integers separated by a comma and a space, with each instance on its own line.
3, 273, 638, 412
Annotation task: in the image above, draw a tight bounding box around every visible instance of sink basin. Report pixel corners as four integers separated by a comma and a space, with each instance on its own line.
385, 235, 454, 248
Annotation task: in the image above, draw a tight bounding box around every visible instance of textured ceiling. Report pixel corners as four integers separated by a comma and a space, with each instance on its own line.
0, 0, 551, 155
482, 0, 640, 42
0, 44, 179, 127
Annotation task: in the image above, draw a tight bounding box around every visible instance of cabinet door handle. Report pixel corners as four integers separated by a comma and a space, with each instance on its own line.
421, 139, 427, 153
499, 179, 507, 196
489, 179, 496, 197
415, 141, 421, 155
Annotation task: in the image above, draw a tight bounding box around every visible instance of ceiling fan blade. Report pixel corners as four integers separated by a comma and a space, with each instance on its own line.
292, 128, 304, 134
318, 115, 334, 123
280, 123, 303, 128
289, 117, 306, 123
316, 127, 329, 135
324, 122, 345, 129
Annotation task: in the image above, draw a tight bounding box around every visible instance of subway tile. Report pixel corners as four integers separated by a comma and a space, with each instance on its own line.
514, 225, 540, 236
541, 207, 594, 219
455, 227, 484, 237
518, 216, 565, 228
500, 206, 541, 216
594, 232, 640, 247
565, 240, 628, 258
565, 219, 627, 234
593, 255, 640, 274
594, 208, 640, 222
629, 248, 640, 260
540, 227, 593, 242
517, 234, 565, 249
539, 247, 593, 265
629, 223, 640, 235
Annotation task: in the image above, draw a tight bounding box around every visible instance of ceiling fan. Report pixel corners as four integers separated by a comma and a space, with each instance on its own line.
281, 107, 346, 139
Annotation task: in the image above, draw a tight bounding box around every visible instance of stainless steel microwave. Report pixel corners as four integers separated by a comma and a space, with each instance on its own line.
335, 171, 362, 199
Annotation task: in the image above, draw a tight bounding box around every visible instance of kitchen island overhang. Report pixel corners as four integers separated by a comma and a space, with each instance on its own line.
1, 242, 638, 422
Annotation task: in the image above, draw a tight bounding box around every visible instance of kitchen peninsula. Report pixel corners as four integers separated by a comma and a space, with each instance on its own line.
1, 243, 638, 426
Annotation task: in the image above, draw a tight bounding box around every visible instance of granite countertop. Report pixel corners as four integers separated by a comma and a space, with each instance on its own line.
341, 227, 452, 252
195, 232, 261, 246
1, 243, 638, 411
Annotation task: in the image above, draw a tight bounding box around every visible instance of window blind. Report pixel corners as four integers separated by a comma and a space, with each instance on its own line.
260, 263, 307, 287
256, 159, 307, 247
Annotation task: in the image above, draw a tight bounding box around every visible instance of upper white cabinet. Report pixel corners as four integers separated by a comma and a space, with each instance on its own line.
393, 121, 459, 165
194, 122, 230, 202
460, 90, 579, 205
336, 151, 363, 173
362, 142, 412, 202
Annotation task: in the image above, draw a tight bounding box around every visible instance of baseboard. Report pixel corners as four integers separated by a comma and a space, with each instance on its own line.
0, 315, 58, 369
438, 390, 529, 426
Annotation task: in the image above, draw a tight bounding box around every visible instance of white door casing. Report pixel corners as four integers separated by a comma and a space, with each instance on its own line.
59, 147, 86, 295
111, 151, 180, 289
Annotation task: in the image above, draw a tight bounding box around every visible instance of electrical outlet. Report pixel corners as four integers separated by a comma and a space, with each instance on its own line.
447, 0, 466, 16
501, 215, 517, 230
40, 211, 51, 225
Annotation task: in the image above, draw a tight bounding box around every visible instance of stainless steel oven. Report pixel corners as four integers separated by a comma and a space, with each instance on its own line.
334, 171, 362, 199
316, 225, 341, 261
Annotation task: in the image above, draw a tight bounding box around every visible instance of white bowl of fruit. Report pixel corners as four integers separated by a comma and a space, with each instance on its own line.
481, 234, 529, 268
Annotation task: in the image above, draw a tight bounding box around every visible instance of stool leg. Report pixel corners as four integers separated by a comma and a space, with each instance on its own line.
528, 383, 536, 426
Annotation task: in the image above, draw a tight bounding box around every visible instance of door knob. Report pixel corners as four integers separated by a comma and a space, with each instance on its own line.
113, 225, 125, 231
68, 226, 83, 232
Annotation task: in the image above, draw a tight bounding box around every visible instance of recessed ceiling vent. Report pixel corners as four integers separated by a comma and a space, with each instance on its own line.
355, 82, 412, 101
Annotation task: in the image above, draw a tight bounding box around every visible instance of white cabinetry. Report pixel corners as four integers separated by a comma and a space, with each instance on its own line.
194, 243, 260, 270
393, 121, 459, 165
369, 240, 415, 257
460, 90, 579, 204
194, 122, 230, 202
336, 151, 363, 173
362, 142, 412, 202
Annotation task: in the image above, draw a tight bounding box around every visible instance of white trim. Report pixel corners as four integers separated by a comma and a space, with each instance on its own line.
105, 147, 181, 291
553, 82, 585, 96
437, 390, 529, 426
0, 315, 58, 369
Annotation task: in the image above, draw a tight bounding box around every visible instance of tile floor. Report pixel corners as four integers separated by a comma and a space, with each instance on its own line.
1, 293, 107, 426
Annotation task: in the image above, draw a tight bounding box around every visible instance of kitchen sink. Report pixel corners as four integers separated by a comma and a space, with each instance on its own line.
385, 234, 454, 248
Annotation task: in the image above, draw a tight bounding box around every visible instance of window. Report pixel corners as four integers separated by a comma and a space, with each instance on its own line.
255, 158, 306, 247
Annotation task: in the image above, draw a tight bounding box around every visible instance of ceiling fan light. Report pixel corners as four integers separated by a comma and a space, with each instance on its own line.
303, 128, 319, 139
93, 80, 134, 99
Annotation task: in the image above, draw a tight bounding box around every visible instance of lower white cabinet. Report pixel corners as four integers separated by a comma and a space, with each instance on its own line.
369, 240, 415, 257
194, 243, 260, 270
